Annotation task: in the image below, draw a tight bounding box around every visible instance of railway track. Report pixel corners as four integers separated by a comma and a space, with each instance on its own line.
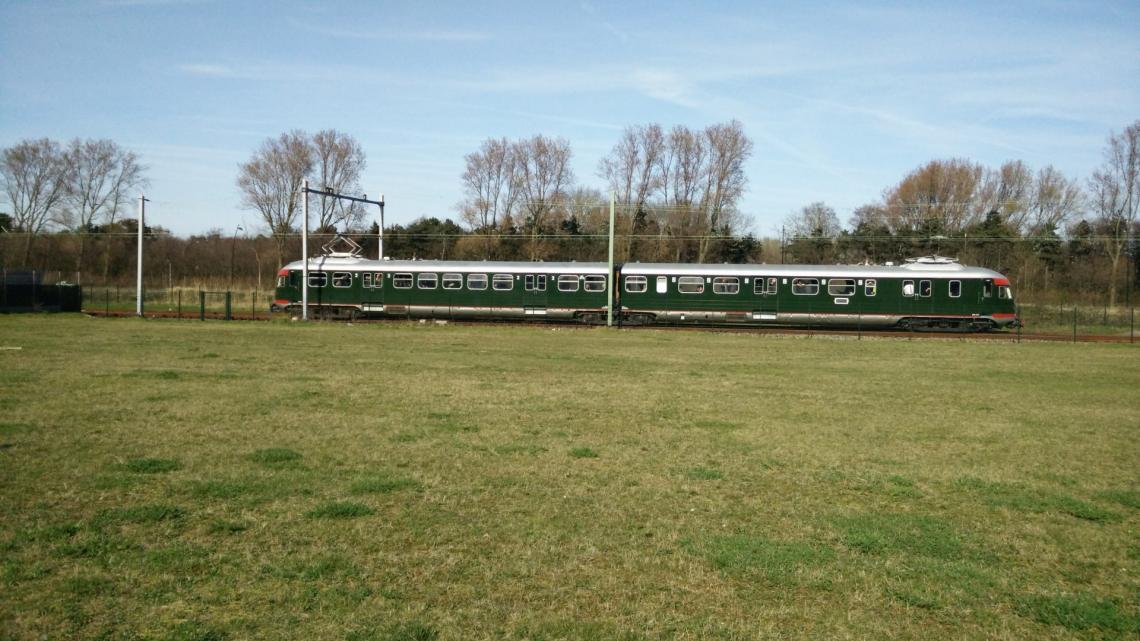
82, 308, 1136, 344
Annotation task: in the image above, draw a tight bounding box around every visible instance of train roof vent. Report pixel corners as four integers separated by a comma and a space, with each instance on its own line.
905, 255, 958, 265
901, 255, 965, 271
321, 234, 363, 258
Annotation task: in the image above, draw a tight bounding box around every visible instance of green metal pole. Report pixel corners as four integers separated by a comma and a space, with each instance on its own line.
607, 191, 615, 327
225, 291, 232, 321
199, 290, 205, 321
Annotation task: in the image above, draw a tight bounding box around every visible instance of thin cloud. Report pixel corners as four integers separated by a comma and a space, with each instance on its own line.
287, 19, 490, 42
579, 2, 631, 44
98, 0, 214, 7
179, 64, 236, 78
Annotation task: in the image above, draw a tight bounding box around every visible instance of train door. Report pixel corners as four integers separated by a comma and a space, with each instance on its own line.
752, 276, 778, 322
900, 278, 916, 319
917, 278, 934, 318
523, 272, 548, 317
441, 272, 463, 318
362, 271, 384, 314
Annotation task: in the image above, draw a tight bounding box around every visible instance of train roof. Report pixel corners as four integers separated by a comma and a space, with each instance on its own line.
282, 256, 609, 275
282, 256, 1007, 280
620, 261, 1006, 279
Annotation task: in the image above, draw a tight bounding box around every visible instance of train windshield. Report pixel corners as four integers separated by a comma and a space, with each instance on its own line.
998, 285, 1013, 300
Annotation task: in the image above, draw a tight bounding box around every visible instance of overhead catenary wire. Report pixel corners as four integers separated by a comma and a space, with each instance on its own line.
0, 230, 1126, 242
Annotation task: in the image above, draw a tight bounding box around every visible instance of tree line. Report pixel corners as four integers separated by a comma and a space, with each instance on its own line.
2, 121, 1137, 305
781, 122, 1139, 306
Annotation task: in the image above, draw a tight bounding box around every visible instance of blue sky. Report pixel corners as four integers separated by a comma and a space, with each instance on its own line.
2, 0, 1137, 237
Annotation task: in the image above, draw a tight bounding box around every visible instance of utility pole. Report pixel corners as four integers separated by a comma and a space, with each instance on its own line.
607, 191, 615, 327
229, 225, 244, 290
136, 194, 149, 317
301, 179, 309, 320
378, 193, 385, 260
297, 184, 386, 321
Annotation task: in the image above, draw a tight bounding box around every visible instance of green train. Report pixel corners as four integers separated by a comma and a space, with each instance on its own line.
273, 255, 1019, 331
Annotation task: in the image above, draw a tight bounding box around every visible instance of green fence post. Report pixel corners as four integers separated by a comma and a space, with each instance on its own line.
1072, 306, 1077, 342
225, 291, 232, 321
177, 289, 182, 320
199, 290, 205, 321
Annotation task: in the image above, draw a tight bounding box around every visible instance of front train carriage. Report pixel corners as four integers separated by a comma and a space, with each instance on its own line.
275, 257, 612, 322
618, 257, 1019, 331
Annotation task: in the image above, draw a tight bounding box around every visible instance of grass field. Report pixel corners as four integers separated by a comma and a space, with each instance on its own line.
1, 316, 1137, 640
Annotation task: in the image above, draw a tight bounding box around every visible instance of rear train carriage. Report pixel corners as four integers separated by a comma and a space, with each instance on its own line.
618, 257, 1017, 330
275, 257, 610, 322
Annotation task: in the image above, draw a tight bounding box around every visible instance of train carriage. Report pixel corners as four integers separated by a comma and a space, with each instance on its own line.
618, 257, 1018, 330
275, 254, 1018, 331
275, 257, 610, 322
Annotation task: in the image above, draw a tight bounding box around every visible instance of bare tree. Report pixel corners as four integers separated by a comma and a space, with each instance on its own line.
599, 124, 664, 259
786, 202, 841, 238
513, 135, 574, 260
0, 139, 70, 265
978, 160, 1035, 234
1088, 120, 1139, 307
657, 125, 708, 260
312, 129, 367, 232
1030, 166, 1083, 233
882, 159, 985, 234
458, 137, 518, 258
61, 139, 147, 275
237, 130, 314, 267
697, 120, 753, 262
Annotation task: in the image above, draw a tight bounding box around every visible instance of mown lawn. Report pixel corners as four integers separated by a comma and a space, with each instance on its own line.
0, 315, 1137, 640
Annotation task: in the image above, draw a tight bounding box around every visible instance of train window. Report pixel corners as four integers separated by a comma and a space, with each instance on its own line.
277, 273, 290, 288
919, 280, 932, 297
656, 276, 668, 293
949, 280, 961, 298
584, 275, 606, 292
753, 277, 776, 295
332, 272, 353, 288
791, 278, 819, 295
625, 275, 647, 293
363, 273, 372, 289
417, 273, 438, 290
442, 273, 463, 290
998, 285, 1012, 300
677, 276, 705, 294
902, 280, 915, 297
393, 273, 413, 289
558, 275, 579, 292
492, 274, 513, 291
865, 279, 877, 296
467, 274, 488, 290
713, 277, 740, 294
308, 272, 327, 288
827, 278, 855, 296
524, 274, 547, 292
373, 273, 383, 289
983, 282, 993, 297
